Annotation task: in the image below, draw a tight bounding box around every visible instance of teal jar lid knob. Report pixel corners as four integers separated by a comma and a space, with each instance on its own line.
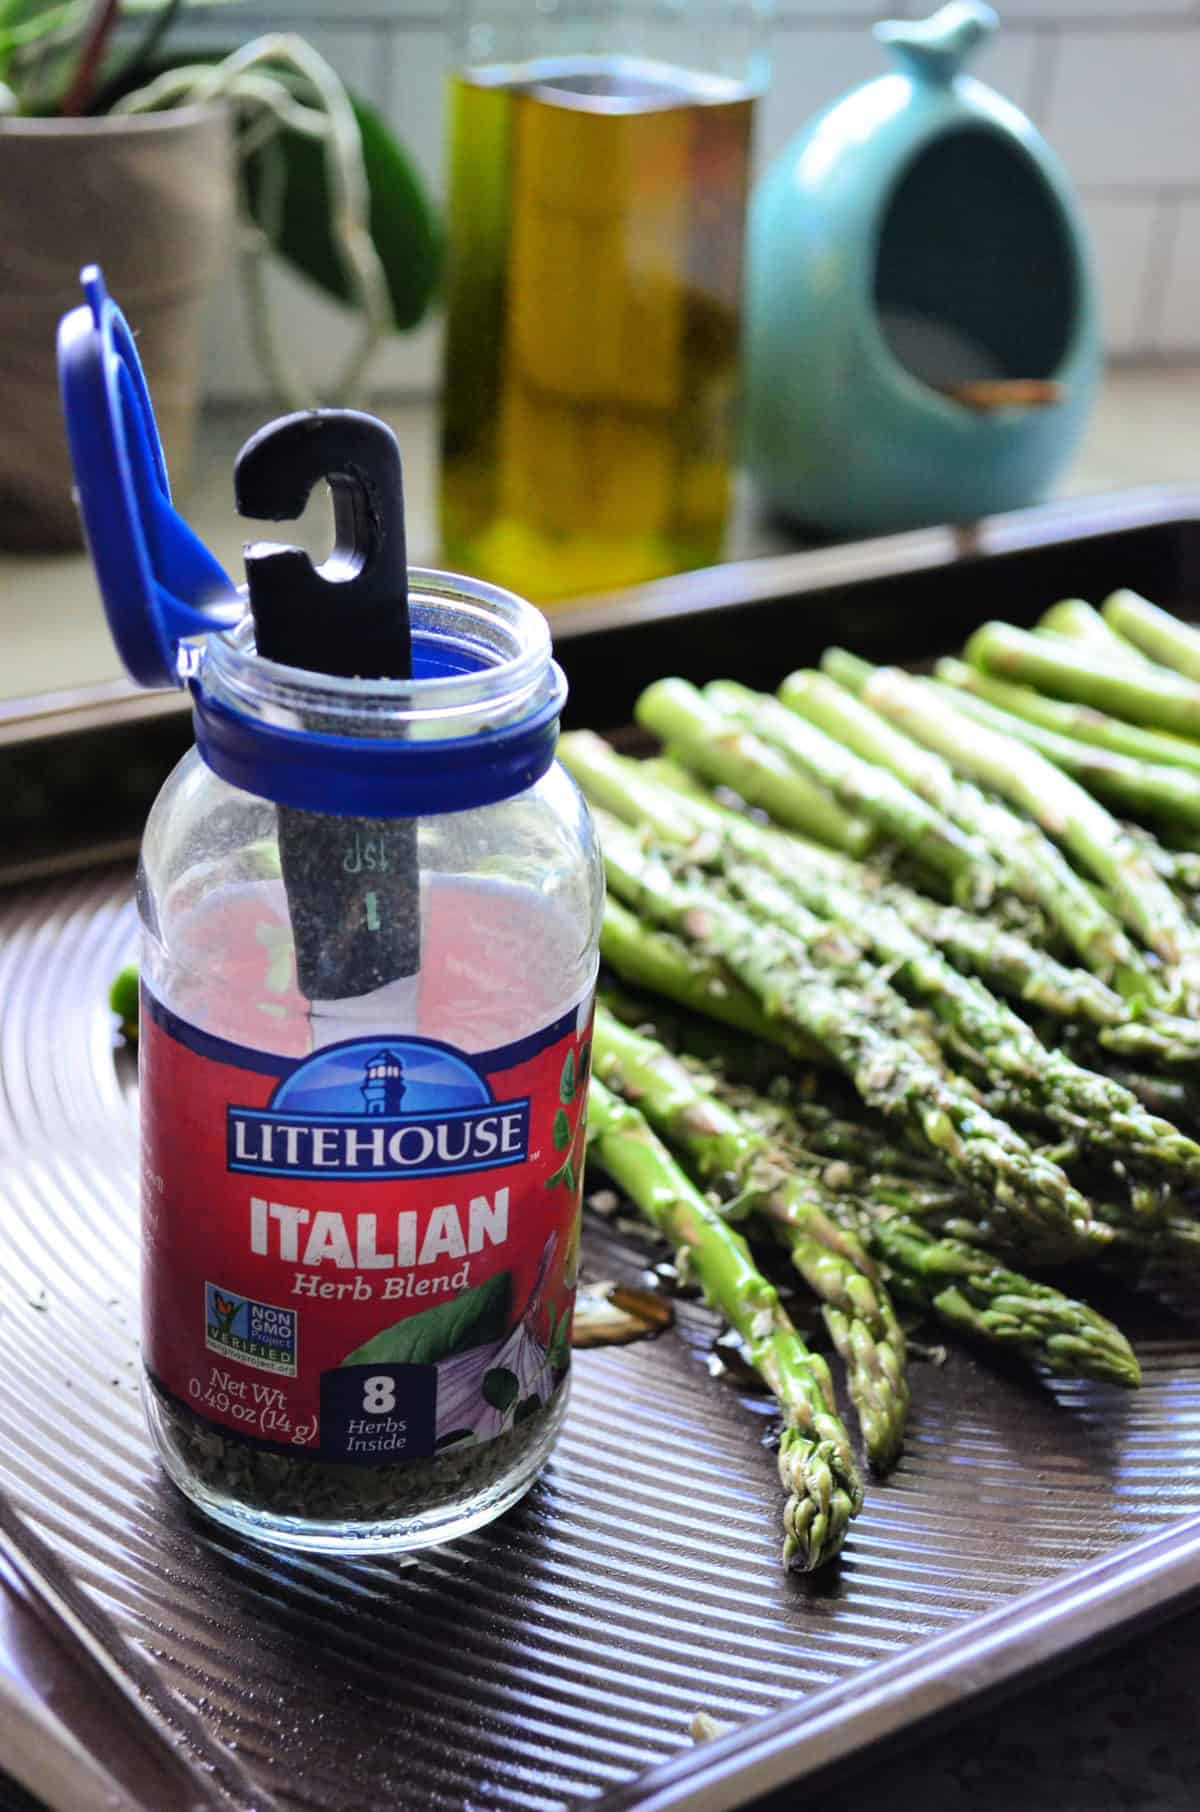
875, 2, 998, 85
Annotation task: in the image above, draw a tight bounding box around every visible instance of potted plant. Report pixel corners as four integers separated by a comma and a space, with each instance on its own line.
0, 1, 440, 549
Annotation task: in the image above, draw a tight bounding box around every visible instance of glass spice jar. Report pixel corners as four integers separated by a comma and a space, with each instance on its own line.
58, 273, 603, 1554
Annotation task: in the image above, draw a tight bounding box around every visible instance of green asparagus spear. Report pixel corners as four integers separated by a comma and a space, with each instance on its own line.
883, 896, 1125, 1027
852, 1215, 1140, 1388
683, 1028, 1179, 1285
1121, 825, 1200, 895
632, 678, 874, 856
928, 665, 1200, 830
819, 648, 875, 695
719, 1078, 1140, 1386
1036, 599, 1159, 670
643, 728, 1127, 1030
605, 876, 955, 1077
588, 740, 1141, 1059
600, 896, 826, 1064
599, 983, 800, 1095
596, 812, 1098, 1257
1102, 590, 1200, 681
1091, 1063, 1199, 1124
935, 656, 1200, 775
730, 1062, 1196, 1287
561, 730, 707, 841
585, 1077, 863, 1569
591, 1006, 910, 1470
724, 1084, 946, 1186
859, 663, 1200, 1000
804, 660, 1149, 994
722, 856, 1200, 1184
571, 731, 1111, 1027
908, 1172, 1200, 1283
965, 619, 1200, 739
701, 678, 990, 904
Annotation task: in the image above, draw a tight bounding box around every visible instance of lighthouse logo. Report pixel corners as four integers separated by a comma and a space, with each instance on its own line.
226, 1037, 530, 1181
360, 1049, 407, 1115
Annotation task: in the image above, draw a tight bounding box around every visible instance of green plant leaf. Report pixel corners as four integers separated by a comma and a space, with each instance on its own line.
481, 1366, 519, 1412
559, 1049, 576, 1105
92, 49, 440, 328
245, 88, 440, 328
552, 1108, 571, 1151
341, 1271, 512, 1368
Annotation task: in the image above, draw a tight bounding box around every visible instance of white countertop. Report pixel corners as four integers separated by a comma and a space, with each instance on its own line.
3, 367, 1198, 704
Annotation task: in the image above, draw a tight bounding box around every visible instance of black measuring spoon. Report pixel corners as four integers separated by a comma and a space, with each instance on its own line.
235, 410, 421, 1015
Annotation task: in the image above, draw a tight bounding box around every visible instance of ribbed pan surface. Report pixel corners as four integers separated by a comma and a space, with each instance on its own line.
3, 866, 1200, 1812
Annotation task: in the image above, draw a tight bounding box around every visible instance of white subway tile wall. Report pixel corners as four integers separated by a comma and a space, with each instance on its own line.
1159, 197, 1200, 354
194, 1, 1200, 396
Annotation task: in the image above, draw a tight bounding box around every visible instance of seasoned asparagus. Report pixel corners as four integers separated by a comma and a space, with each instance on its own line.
929, 665, 1200, 830
852, 1215, 1140, 1388
561, 729, 707, 842
586, 1077, 863, 1570
805, 659, 1148, 993
631, 678, 874, 856
597, 811, 1099, 1257
965, 618, 1200, 739
568, 731, 1117, 1029
702, 678, 990, 904
703, 1071, 1140, 1386
678, 761, 1120, 1023
1036, 598, 1160, 670
591, 1006, 910, 1469
601, 696, 1200, 1069
1102, 589, 1200, 682
601, 895, 823, 1063
722, 857, 1200, 1183
934, 656, 1200, 776
857, 662, 1200, 1002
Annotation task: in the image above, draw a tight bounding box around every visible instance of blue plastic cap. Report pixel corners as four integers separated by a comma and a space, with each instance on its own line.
57, 266, 240, 690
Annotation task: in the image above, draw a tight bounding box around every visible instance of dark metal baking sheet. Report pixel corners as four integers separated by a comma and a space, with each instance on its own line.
4, 492, 1200, 1809
2, 874, 1200, 1812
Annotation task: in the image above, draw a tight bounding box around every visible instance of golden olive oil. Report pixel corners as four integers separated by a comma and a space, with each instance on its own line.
440, 57, 755, 603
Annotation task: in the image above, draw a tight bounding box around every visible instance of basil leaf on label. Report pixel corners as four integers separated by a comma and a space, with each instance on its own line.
560, 1048, 576, 1104
561, 1156, 576, 1193
553, 1108, 571, 1151
482, 1367, 519, 1412
578, 1039, 591, 1083
341, 1271, 513, 1368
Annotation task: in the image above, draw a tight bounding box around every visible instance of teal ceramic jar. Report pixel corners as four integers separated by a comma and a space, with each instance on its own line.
744, 2, 1100, 538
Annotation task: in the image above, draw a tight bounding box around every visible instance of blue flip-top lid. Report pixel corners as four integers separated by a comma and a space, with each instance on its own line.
55, 267, 565, 827
57, 265, 241, 689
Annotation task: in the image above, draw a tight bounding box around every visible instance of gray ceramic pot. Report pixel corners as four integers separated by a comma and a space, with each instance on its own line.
0, 104, 233, 551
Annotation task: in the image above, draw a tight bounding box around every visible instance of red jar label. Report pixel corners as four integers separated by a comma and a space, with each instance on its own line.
141, 987, 591, 1465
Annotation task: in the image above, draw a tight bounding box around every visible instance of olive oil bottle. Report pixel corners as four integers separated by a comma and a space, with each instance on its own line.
440, 55, 757, 603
